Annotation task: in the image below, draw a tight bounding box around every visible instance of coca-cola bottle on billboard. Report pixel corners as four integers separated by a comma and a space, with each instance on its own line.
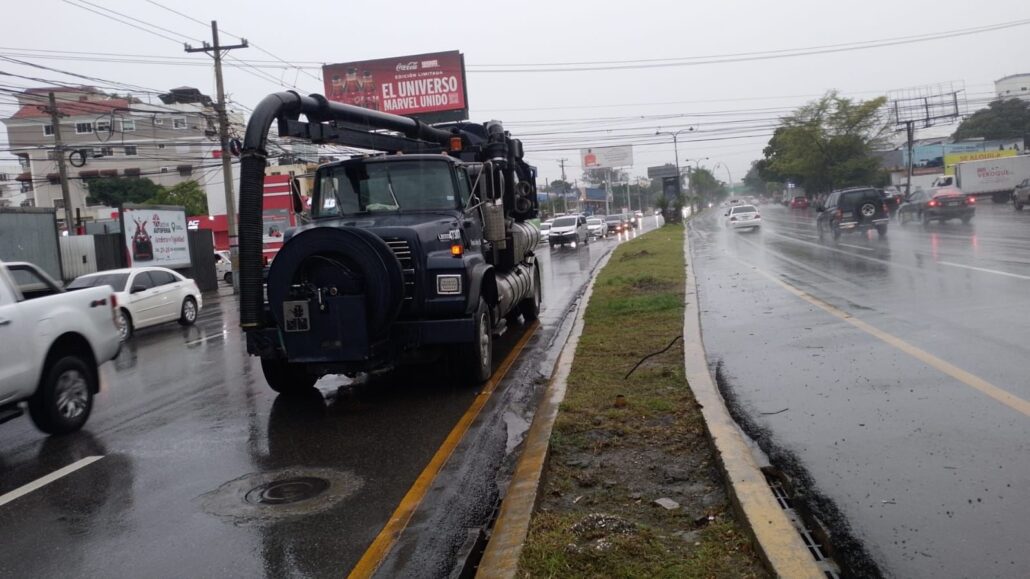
344, 67, 361, 106
361, 70, 378, 111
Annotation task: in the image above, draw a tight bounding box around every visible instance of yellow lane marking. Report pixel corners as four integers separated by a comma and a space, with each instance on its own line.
735, 256, 1030, 418
347, 321, 539, 579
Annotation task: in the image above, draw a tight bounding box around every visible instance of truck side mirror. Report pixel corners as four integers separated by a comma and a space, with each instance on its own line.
291, 189, 305, 214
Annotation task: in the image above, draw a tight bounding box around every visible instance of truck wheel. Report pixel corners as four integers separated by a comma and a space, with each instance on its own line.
224, 272, 233, 284
519, 264, 542, 322
28, 355, 95, 435
1015, 202, 1024, 211
178, 297, 198, 326
260, 357, 317, 395
453, 298, 492, 384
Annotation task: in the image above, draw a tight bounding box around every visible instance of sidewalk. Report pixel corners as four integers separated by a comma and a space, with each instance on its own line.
479, 224, 777, 578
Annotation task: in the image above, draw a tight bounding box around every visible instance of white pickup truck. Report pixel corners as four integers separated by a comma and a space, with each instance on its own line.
0, 261, 121, 435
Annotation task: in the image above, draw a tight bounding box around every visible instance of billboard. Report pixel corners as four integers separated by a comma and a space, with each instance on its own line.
944, 149, 1017, 175
121, 206, 191, 268
323, 51, 467, 122
580, 145, 634, 169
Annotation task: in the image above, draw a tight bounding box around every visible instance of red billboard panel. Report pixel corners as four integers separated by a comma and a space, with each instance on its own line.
323, 51, 467, 121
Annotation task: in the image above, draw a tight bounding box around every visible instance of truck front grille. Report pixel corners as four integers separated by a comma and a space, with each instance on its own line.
382, 237, 416, 301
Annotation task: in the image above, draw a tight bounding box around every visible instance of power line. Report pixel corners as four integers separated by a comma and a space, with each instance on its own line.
464, 18, 1030, 72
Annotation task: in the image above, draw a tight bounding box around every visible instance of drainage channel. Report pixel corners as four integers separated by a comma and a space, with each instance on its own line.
763, 467, 842, 579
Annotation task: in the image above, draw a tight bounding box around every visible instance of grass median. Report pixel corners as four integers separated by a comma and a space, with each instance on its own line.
518, 224, 767, 578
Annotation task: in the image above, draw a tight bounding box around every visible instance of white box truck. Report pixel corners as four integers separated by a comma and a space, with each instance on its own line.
950, 155, 1030, 203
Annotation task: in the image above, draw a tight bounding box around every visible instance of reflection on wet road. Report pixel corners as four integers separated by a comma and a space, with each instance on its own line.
690, 204, 1030, 578
0, 219, 655, 578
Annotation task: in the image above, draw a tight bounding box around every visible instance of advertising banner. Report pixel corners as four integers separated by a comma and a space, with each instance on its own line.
122, 206, 191, 268
580, 145, 634, 169
944, 149, 1017, 175
323, 51, 467, 121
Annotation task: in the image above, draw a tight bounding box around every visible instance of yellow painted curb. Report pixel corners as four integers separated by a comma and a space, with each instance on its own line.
476, 249, 614, 579
682, 228, 824, 579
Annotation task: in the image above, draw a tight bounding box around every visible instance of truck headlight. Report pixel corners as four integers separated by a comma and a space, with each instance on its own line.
436, 274, 462, 295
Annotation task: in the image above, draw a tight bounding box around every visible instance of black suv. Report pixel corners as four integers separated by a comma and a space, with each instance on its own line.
816, 187, 889, 240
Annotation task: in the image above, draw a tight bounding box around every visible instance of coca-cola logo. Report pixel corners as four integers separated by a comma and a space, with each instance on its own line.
395, 61, 418, 71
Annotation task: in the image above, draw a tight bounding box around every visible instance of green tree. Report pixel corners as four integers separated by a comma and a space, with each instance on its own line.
149, 180, 209, 216
85, 177, 162, 207
952, 98, 1030, 141
762, 91, 890, 195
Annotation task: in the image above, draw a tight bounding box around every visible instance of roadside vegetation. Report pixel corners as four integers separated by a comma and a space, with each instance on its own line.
518, 224, 767, 578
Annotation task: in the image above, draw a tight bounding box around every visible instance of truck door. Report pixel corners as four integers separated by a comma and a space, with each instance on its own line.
456, 167, 484, 241
0, 270, 32, 400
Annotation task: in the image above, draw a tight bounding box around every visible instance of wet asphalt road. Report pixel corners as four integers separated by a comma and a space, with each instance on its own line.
689, 203, 1029, 578
0, 219, 653, 579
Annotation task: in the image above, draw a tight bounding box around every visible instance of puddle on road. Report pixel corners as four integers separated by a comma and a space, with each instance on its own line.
199, 467, 364, 523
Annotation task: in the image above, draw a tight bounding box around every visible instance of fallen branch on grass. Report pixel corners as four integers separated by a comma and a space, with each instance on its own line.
623, 335, 683, 380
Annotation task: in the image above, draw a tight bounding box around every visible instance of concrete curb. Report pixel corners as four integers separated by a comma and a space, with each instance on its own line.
682, 226, 824, 578
475, 249, 615, 579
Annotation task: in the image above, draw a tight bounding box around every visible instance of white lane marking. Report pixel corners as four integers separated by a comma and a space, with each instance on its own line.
0, 456, 104, 508
937, 261, 1030, 281
185, 331, 228, 347
838, 243, 875, 252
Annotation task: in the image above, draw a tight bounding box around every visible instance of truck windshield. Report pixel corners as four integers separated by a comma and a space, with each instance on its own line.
315, 160, 458, 217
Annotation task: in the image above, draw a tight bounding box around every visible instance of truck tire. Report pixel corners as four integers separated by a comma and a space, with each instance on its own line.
28, 355, 94, 435
260, 357, 317, 395
267, 227, 404, 338
519, 263, 542, 322
1015, 201, 1024, 211
452, 298, 492, 384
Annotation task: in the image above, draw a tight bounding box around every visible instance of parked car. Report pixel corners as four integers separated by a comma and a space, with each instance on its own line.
214, 250, 232, 284
68, 267, 203, 340
816, 187, 889, 240
605, 214, 628, 233
897, 187, 975, 225
548, 215, 588, 248
726, 204, 761, 231
538, 221, 552, 244
1012, 177, 1030, 211
586, 217, 608, 238
0, 261, 121, 434
789, 196, 810, 209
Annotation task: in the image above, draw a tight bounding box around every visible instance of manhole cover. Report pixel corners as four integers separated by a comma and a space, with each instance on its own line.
200, 467, 363, 523
244, 477, 331, 505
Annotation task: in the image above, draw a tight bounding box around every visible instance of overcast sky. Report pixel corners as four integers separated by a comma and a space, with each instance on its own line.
2, 0, 1028, 185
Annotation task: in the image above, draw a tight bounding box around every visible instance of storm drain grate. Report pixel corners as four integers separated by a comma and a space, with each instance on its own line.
763, 469, 841, 579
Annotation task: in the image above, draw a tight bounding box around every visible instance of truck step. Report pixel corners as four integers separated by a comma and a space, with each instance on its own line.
0, 404, 24, 426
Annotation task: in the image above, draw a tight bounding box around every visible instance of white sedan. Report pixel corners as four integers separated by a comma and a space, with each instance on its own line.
67, 267, 203, 340
725, 204, 761, 230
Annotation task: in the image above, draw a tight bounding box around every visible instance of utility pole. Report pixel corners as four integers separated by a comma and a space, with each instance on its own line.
604, 169, 611, 215
558, 158, 569, 214
186, 21, 248, 292
45, 92, 74, 234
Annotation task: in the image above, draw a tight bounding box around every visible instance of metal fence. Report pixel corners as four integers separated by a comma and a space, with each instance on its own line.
0, 207, 62, 280
59, 235, 97, 281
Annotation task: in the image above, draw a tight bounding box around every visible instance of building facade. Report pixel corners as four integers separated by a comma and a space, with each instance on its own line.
995, 73, 1030, 102
1, 86, 244, 222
